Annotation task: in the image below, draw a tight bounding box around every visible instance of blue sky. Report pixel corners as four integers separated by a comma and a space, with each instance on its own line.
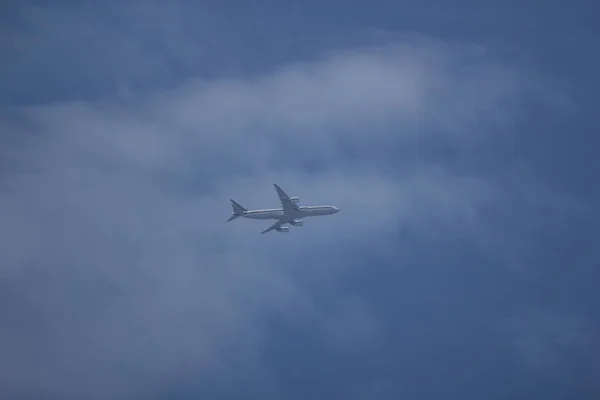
1, 1, 599, 399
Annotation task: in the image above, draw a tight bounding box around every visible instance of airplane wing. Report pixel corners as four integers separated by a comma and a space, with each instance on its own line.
274, 184, 298, 214
260, 220, 284, 234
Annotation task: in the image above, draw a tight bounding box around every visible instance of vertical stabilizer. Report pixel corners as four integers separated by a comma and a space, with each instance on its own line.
227, 199, 247, 222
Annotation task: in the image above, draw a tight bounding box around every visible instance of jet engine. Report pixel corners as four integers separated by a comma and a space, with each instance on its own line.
289, 197, 299, 203
276, 226, 290, 232
290, 219, 303, 226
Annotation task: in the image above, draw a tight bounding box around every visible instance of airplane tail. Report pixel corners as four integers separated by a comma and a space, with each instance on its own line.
227, 199, 247, 222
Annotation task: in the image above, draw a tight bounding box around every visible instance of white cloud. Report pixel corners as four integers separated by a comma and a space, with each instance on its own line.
1, 34, 530, 399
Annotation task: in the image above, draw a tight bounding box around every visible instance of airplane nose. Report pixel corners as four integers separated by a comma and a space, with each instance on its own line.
334, 207, 340, 212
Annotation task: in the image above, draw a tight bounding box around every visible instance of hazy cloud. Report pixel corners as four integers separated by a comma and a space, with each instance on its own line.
0, 10, 564, 398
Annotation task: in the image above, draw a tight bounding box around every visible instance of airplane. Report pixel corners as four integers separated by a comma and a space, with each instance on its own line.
226, 184, 340, 234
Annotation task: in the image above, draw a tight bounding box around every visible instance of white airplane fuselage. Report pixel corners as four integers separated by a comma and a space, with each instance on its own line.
227, 184, 339, 233
242, 205, 339, 220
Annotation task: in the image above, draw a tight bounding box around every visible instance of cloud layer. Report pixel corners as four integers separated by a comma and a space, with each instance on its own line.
0, 32, 567, 399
